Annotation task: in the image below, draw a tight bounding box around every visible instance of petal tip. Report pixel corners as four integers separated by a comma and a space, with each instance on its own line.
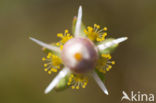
105, 90, 109, 95
44, 89, 49, 94
29, 37, 34, 41
114, 37, 128, 44
79, 5, 82, 11
122, 37, 128, 41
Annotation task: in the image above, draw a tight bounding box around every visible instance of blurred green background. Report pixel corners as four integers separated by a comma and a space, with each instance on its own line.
0, 0, 156, 103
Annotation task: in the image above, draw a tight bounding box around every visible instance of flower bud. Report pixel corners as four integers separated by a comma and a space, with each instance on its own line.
61, 37, 98, 73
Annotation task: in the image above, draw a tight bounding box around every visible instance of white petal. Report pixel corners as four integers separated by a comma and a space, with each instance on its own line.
97, 37, 128, 51
30, 37, 60, 53
92, 71, 109, 95
74, 5, 82, 37
44, 67, 70, 94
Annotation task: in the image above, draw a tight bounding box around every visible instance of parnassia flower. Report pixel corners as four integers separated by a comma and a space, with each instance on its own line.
30, 6, 127, 95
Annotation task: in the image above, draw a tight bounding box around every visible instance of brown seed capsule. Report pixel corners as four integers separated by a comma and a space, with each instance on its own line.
61, 37, 98, 73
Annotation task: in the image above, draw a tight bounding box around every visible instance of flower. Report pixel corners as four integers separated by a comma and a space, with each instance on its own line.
30, 6, 127, 95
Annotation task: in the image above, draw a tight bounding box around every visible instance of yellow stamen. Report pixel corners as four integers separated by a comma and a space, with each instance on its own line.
84, 24, 108, 42
57, 33, 63, 38
72, 86, 75, 89
103, 27, 107, 31
76, 86, 79, 89
44, 68, 48, 72
56, 29, 73, 50
42, 53, 62, 75
51, 68, 57, 72
44, 64, 48, 67
112, 61, 115, 64
56, 42, 60, 46
67, 74, 88, 90
94, 24, 97, 27
42, 57, 46, 61
96, 25, 100, 29
96, 53, 115, 74
60, 45, 63, 50
65, 29, 68, 33
48, 71, 52, 75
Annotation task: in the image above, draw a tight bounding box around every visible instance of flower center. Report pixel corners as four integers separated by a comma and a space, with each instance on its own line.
74, 52, 82, 61
61, 37, 98, 73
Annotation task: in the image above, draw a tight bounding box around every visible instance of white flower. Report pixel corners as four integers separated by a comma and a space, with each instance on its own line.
30, 6, 127, 95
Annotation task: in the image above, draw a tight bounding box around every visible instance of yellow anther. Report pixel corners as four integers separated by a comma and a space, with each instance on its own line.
67, 82, 71, 85
57, 33, 63, 38
57, 66, 60, 69
65, 29, 68, 33
47, 53, 52, 58
96, 25, 100, 29
48, 71, 52, 75
82, 85, 86, 88
42, 57, 46, 61
67, 33, 70, 36
87, 26, 93, 31
84, 82, 87, 86
72, 86, 75, 89
84, 29, 87, 33
51, 68, 57, 72
47, 55, 51, 59
44, 68, 48, 72
76, 86, 79, 89
60, 45, 63, 50
94, 24, 97, 27
108, 55, 112, 59
103, 32, 107, 36
108, 65, 112, 69
103, 27, 107, 31
112, 61, 115, 64
56, 42, 60, 46
106, 67, 110, 71
44, 64, 48, 67
96, 38, 102, 42
68, 78, 72, 82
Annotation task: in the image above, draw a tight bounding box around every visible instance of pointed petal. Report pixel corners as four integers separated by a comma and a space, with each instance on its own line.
74, 6, 82, 37
30, 37, 60, 53
92, 71, 109, 95
44, 67, 70, 94
97, 37, 128, 51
